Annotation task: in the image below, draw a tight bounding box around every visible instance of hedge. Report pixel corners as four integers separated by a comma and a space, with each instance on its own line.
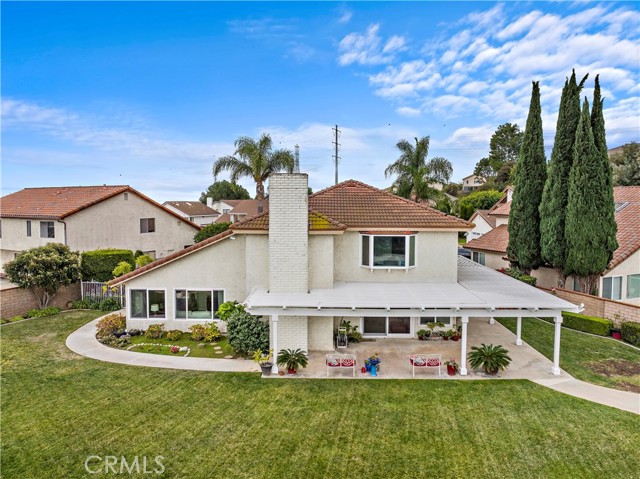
621, 322, 640, 346
503, 268, 537, 286
80, 249, 135, 282
541, 312, 613, 336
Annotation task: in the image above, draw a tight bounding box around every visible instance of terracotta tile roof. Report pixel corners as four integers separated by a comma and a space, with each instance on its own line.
465, 224, 509, 254
164, 201, 219, 216
215, 200, 268, 223
231, 209, 347, 231
215, 213, 232, 223
0, 185, 200, 229
488, 202, 511, 216
308, 180, 472, 229
610, 186, 640, 269
473, 209, 497, 228
110, 229, 234, 286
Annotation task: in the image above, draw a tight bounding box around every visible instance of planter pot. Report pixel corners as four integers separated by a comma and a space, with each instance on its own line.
287, 368, 297, 375
452, 335, 460, 341
278, 371, 285, 376
260, 363, 273, 376
443, 336, 449, 341
361, 366, 366, 374
365, 363, 371, 372
612, 331, 622, 340
485, 369, 499, 376
447, 365, 457, 376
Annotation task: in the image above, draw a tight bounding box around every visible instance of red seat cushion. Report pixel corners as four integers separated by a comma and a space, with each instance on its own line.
410, 357, 426, 366
341, 358, 355, 367
326, 358, 340, 367
426, 357, 440, 367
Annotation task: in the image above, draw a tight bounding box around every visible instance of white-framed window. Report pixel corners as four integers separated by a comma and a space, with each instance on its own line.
40, 221, 55, 238
602, 276, 622, 300
360, 234, 416, 269
175, 289, 224, 320
130, 289, 166, 319
419, 316, 454, 327
627, 274, 640, 299
140, 218, 156, 233
124, 192, 129, 201
572, 277, 581, 292
26, 220, 32, 237
472, 251, 485, 266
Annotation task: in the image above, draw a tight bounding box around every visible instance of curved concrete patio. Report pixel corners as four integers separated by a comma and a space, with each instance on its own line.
66, 315, 639, 414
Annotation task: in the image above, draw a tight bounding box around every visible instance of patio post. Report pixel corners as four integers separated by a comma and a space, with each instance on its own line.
489, 317, 495, 325
515, 316, 522, 345
552, 313, 563, 376
271, 314, 279, 374
459, 315, 469, 376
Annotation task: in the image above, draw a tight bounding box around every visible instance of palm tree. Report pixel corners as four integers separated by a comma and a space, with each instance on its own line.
385, 136, 453, 203
213, 134, 295, 200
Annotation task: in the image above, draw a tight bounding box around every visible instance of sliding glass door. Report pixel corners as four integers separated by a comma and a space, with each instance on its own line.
363, 317, 412, 336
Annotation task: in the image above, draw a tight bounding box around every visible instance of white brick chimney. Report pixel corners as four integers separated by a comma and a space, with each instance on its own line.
268, 174, 309, 293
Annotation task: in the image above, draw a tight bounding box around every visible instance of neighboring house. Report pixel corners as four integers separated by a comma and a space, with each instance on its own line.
209, 199, 240, 215
112, 175, 577, 376
465, 186, 512, 241
466, 186, 640, 306
212, 199, 269, 224
163, 201, 220, 226
461, 174, 485, 191
0, 185, 200, 269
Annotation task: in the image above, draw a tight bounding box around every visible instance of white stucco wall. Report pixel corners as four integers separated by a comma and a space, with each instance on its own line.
333, 231, 458, 283
124, 235, 248, 331
308, 316, 334, 351
602, 250, 640, 305
309, 235, 334, 289
66, 192, 199, 259
245, 234, 269, 293
494, 216, 509, 227
0, 217, 63, 252
465, 215, 493, 241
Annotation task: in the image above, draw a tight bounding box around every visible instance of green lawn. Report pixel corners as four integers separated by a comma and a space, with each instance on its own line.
125, 333, 239, 358
2, 311, 639, 479
497, 317, 640, 392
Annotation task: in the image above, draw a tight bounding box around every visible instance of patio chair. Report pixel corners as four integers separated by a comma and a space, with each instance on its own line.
410, 354, 441, 377
326, 354, 357, 377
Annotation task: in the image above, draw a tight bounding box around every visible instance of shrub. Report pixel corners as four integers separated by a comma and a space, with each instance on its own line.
502, 268, 537, 286
112, 261, 132, 278
226, 310, 269, 355
459, 190, 504, 220
96, 313, 126, 338
127, 329, 143, 336
621, 322, 640, 346
71, 299, 98, 309
216, 300, 245, 321
188, 323, 221, 342
80, 249, 135, 282
166, 329, 183, 341
468, 343, 512, 374
97, 334, 119, 346
145, 324, 165, 339
99, 297, 122, 311
276, 348, 308, 372
194, 222, 231, 243
556, 312, 612, 336
1, 316, 24, 324
26, 307, 62, 318
189, 324, 207, 341
134, 250, 144, 258
135, 254, 154, 268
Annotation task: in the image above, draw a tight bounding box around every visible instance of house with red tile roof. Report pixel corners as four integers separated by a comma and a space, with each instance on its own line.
111, 174, 577, 376
210, 199, 269, 224
0, 185, 200, 269
163, 201, 220, 226
466, 186, 640, 306
465, 186, 512, 242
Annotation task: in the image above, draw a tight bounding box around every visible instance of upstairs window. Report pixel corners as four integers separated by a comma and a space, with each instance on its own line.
27, 220, 32, 237
361, 234, 416, 269
40, 221, 55, 238
140, 218, 156, 233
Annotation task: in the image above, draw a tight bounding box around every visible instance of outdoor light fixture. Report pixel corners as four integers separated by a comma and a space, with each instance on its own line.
490, 306, 496, 312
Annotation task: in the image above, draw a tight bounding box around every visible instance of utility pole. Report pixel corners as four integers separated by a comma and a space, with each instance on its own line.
294, 144, 300, 173
332, 124, 341, 185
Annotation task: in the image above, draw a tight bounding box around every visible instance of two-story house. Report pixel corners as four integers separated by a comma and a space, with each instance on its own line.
163, 201, 220, 226
461, 174, 485, 192
0, 185, 200, 269
113, 175, 577, 376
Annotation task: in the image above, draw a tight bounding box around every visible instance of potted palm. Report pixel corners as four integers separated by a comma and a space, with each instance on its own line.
468, 343, 511, 375
253, 349, 274, 376
444, 359, 459, 376
417, 329, 429, 340
277, 348, 309, 375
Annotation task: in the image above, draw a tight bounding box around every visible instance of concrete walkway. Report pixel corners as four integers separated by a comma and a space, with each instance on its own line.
65, 318, 259, 373
66, 316, 639, 414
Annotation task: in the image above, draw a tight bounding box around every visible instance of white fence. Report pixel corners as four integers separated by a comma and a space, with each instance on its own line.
81, 281, 125, 307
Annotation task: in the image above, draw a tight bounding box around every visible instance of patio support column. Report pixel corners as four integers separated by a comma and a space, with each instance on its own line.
271, 314, 279, 374
489, 317, 495, 325
515, 316, 523, 345
459, 315, 469, 376
552, 313, 563, 376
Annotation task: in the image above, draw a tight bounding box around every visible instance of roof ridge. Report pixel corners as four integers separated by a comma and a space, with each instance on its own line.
21, 185, 130, 190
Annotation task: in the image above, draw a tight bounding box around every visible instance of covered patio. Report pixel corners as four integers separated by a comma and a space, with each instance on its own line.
245, 258, 581, 377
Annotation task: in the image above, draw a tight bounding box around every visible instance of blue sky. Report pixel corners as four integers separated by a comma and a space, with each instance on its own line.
2, 1, 639, 201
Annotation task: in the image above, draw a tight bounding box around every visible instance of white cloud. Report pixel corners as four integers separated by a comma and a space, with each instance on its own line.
338, 24, 405, 66
336, 6, 353, 24
396, 106, 422, 117
383, 35, 406, 53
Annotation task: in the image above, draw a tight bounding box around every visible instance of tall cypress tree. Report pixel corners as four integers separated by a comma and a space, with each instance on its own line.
539, 70, 588, 287
591, 74, 618, 266
565, 98, 617, 294
507, 81, 547, 274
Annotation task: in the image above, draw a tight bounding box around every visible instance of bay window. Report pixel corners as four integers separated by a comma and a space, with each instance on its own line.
361, 234, 416, 269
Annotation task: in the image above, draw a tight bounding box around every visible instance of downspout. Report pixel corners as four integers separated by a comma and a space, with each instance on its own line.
56, 219, 68, 246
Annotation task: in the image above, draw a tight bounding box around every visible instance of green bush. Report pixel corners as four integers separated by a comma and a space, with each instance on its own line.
621, 322, 640, 346
99, 297, 122, 311
502, 268, 537, 286
226, 310, 269, 355
80, 249, 135, 282
459, 190, 503, 220
216, 300, 245, 322
26, 307, 61, 318
135, 254, 154, 268
145, 324, 165, 339
194, 222, 231, 243
71, 299, 97, 309
166, 329, 183, 341
112, 261, 132, 278
542, 312, 613, 336
96, 313, 126, 338
1, 315, 25, 324
188, 323, 221, 342
134, 250, 144, 259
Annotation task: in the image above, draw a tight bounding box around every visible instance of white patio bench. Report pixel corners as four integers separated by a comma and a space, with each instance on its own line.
326, 354, 357, 377
410, 354, 442, 377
